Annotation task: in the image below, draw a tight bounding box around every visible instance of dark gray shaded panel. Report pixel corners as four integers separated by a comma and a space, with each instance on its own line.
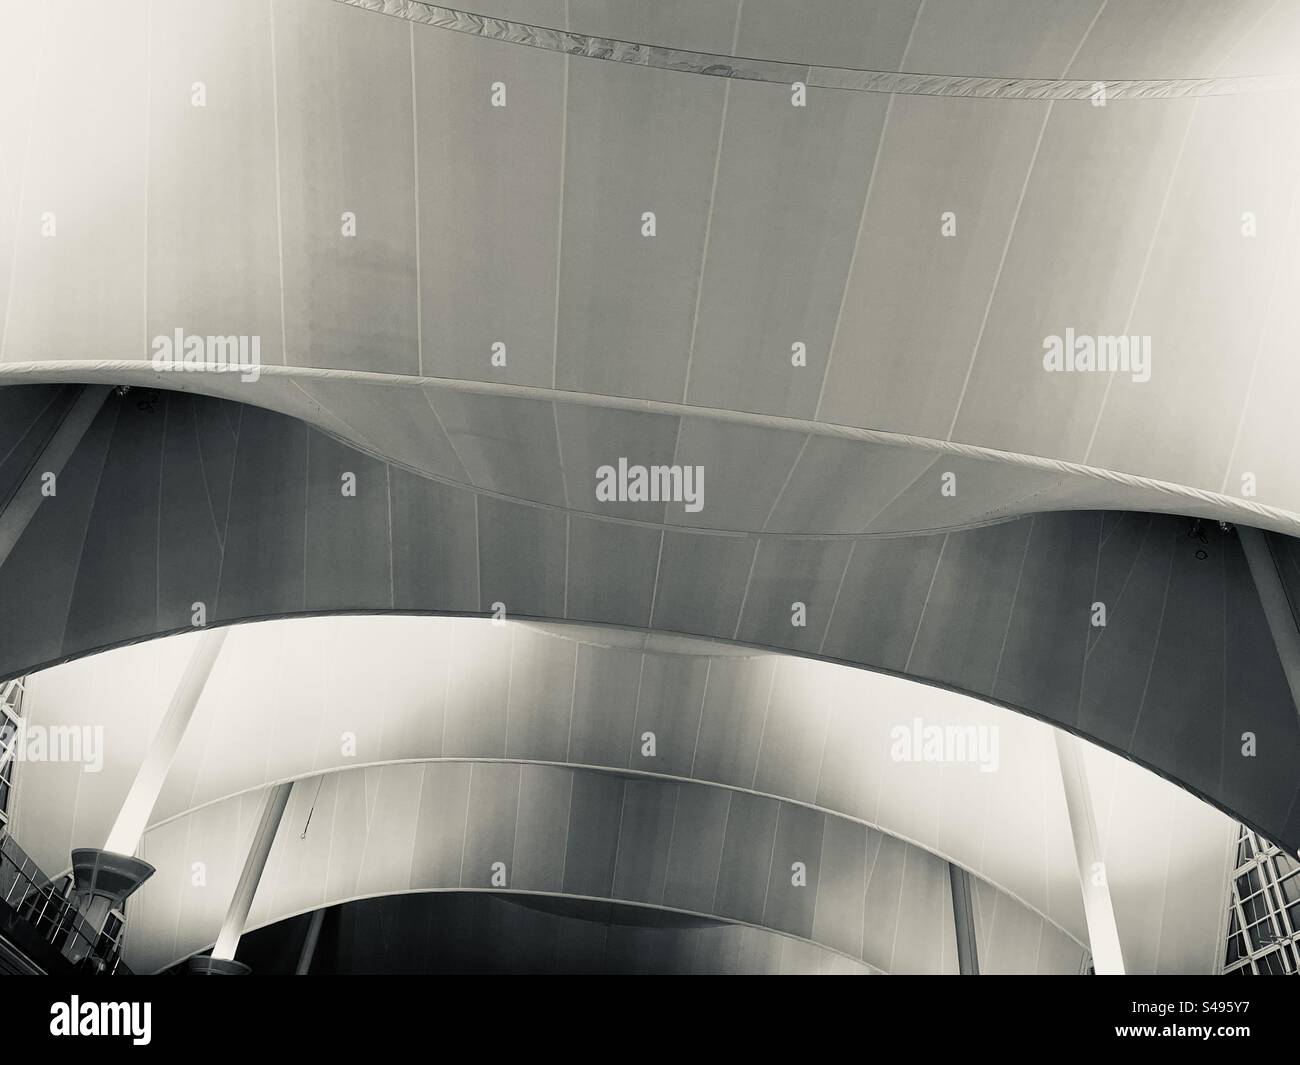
562, 771, 624, 898
992, 512, 1098, 723
650, 531, 754, 637
157, 393, 223, 631
192, 398, 239, 542
665, 420, 806, 531
63, 395, 164, 652
764, 803, 825, 940
1088, 512, 1153, 654
611, 779, 678, 905
1079, 520, 1178, 750
1222, 539, 1300, 841
1276, 533, 1300, 626
287, 890, 859, 975
477, 496, 567, 617
215, 407, 309, 622
0, 396, 117, 675
820, 533, 947, 671
564, 516, 660, 627
736, 537, 854, 653
763, 436, 937, 535
0, 385, 71, 512
555, 404, 680, 522
512, 764, 573, 893
714, 792, 779, 925
541, 912, 607, 975
432, 392, 567, 506
603, 922, 685, 975
905, 519, 1033, 693
662, 783, 730, 914
691, 924, 744, 975
305, 431, 392, 611
1131, 522, 1229, 792
389, 466, 479, 611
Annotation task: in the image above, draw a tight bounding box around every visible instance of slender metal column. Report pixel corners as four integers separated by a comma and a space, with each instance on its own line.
295, 907, 326, 975
1238, 526, 1300, 724
103, 628, 229, 855
948, 863, 980, 975
211, 783, 293, 964
1054, 730, 1125, 975
0, 386, 110, 569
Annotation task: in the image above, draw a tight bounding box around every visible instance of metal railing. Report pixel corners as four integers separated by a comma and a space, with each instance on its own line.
0, 830, 129, 975
0, 678, 24, 831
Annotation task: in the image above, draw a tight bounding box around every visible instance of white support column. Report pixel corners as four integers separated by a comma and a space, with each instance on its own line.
103, 627, 229, 855
1054, 730, 1125, 975
295, 907, 326, 975
1238, 526, 1300, 724
0, 386, 110, 569
69, 626, 228, 965
212, 782, 292, 963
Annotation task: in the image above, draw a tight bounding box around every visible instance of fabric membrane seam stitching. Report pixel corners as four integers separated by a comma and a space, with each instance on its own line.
336, 0, 1298, 100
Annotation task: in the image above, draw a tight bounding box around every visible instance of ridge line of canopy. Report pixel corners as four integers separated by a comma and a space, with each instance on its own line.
4, 361, 1296, 538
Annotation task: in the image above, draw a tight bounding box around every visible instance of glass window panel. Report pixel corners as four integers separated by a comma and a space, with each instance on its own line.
1279, 874, 1300, 906
1226, 932, 1243, 964
1258, 951, 1285, 975
1244, 896, 1270, 926
1246, 917, 1277, 950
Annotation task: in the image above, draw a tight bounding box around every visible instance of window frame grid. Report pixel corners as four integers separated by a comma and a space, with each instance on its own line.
1224, 827, 1300, 975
